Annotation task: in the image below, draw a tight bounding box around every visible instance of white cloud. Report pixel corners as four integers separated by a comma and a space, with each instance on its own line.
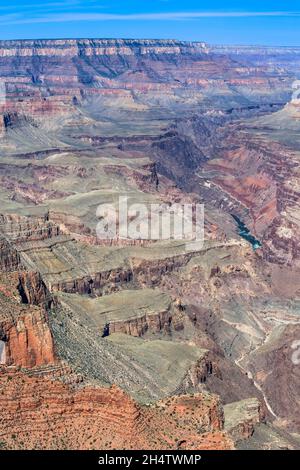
0, 11, 300, 26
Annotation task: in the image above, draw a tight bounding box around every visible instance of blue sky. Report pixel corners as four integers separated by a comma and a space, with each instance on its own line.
0, 0, 299, 45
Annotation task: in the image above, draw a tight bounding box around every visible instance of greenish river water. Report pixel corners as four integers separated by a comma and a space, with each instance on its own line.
231, 214, 262, 250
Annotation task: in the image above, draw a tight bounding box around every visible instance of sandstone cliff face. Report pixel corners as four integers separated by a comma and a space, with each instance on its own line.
0, 272, 56, 368
55, 288, 184, 339
108, 309, 177, 337
0, 213, 60, 243
3, 310, 55, 368
17, 271, 50, 306
0, 236, 21, 271
51, 267, 134, 296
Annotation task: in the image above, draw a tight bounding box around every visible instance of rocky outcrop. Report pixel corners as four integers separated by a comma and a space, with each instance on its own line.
0, 236, 21, 271
0, 213, 60, 244
3, 309, 56, 368
0, 175, 69, 204
0, 272, 56, 368
1, 218, 199, 296
224, 398, 264, 443
52, 267, 134, 296
108, 309, 179, 337
237, 423, 300, 450
47, 251, 194, 297
55, 288, 184, 338
17, 271, 50, 306
132, 253, 195, 287
175, 351, 217, 393
0, 368, 233, 450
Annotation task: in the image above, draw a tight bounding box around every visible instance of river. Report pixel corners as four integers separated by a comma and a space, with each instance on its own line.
231, 214, 262, 250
